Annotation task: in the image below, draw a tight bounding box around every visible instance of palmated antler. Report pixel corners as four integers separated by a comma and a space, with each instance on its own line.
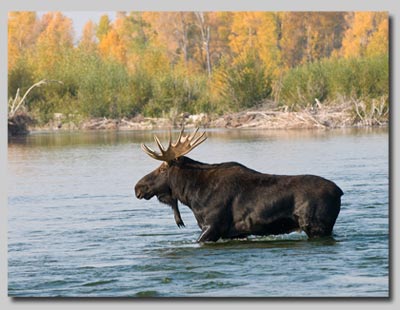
141, 127, 207, 162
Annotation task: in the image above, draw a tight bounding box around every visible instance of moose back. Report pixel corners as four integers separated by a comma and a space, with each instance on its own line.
135, 128, 343, 243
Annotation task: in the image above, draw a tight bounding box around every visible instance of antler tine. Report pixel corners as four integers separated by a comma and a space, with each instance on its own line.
188, 127, 199, 141
174, 126, 185, 146
154, 135, 165, 153
190, 131, 207, 148
141, 143, 161, 160
167, 129, 172, 148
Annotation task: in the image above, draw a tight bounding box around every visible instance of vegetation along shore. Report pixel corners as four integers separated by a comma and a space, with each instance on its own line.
8, 12, 388, 135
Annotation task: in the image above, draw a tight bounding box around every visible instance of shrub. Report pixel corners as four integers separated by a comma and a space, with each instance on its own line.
278, 62, 328, 110
210, 53, 272, 112
77, 55, 134, 118
279, 54, 388, 110
144, 64, 209, 117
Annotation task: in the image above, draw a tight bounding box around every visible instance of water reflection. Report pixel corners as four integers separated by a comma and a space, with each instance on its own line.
8, 127, 388, 149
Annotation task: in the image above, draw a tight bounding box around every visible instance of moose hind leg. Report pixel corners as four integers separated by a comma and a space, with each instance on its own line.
304, 224, 332, 238
296, 200, 340, 238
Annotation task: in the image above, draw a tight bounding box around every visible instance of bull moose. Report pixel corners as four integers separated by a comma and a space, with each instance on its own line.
135, 128, 343, 242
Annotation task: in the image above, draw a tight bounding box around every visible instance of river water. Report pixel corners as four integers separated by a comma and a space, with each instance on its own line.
8, 128, 389, 297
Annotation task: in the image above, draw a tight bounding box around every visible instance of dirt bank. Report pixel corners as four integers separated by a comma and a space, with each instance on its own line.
22, 100, 388, 134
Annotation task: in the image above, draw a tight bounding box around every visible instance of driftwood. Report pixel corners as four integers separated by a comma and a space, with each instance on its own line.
352, 96, 388, 126
8, 79, 63, 137
8, 79, 63, 118
81, 117, 119, 130
8, 113, 33, 137
209, 103, 359, 129
22, 96, 388, 133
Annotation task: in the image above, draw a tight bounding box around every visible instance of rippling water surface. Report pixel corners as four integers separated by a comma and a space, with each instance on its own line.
8, 128, 389, 297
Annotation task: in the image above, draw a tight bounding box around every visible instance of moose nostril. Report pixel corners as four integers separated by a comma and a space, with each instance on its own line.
135, 184, 146, 199
135, 189, 143, 199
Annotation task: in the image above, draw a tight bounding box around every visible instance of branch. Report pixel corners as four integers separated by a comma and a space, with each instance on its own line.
352, 98, 365, 124
9, 88, 21, 116
304, 110, 328, 128
8, 79, 63, 118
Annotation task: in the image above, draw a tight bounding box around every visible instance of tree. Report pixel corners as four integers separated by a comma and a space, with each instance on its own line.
116, 12, 149, 50
142, 12, 197, 67
96, 14, 111, 42
365, 14, 388, 57
35, 12, 74, 74
98, 28, 127, 63
194, 12, 212, 77
229, 12, 281, 76
341, 12, 388, 58
79, 20, 97, 53
280, 12, 347, 68
8, 12, 40, 71
113, 12, 151, 70
206, 12, 234, 67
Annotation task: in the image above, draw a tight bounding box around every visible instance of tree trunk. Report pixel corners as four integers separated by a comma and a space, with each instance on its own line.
195, 12, 212, 77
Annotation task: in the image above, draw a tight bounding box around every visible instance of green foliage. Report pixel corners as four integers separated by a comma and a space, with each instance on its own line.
324, 55, 388, 100
76, 54, 135, 118
143, 65, 209, 117
8, 56, 35, 100
96, 15, 111, 41
212, 53, 272, 112
279, 54, 389, 110
129, 66, 154, 115
278, 62, 328, 109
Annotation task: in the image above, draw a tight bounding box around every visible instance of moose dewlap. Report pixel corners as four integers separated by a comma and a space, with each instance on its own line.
135, 128, 343, 243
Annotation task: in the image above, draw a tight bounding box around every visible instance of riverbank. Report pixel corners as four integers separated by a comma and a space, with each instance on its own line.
26, 99, 387, 134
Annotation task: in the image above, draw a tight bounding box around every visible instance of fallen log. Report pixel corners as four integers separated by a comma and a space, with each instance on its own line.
8, 79, 63, 137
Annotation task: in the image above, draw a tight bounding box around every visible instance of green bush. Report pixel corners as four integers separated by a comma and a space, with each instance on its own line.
8, 57, 35, 102
212, 53, 272, 112
77, 55, 134, 118
144, 67, 209, 117
279, 54, 389, 110
278, 62, 328, 110
129, 66, 153, 116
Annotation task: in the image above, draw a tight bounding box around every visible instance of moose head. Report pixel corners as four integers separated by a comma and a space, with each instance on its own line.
134, 128, 207, 228
135, 127, 206, 201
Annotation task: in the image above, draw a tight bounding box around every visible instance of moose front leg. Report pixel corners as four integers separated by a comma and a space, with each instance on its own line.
197, 225, 220, 243
172, 203, 185, 228
157, 194, 184, 228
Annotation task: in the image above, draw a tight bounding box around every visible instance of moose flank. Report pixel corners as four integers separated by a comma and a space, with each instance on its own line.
135, 128, 343, 243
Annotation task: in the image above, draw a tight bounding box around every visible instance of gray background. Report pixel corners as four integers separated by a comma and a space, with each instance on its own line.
1, 0, 398, 309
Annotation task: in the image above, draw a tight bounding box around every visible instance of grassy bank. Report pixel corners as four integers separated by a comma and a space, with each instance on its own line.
278, 54, 388, 111
9, 54, 388, 133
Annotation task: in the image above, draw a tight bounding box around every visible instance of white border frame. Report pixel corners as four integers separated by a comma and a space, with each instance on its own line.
1, 1, 398, 309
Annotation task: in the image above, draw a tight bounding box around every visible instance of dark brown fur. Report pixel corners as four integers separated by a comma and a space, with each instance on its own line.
135, 156, 343, 242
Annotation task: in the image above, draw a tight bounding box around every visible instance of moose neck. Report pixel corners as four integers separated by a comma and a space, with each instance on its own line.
168, 156, 210, 208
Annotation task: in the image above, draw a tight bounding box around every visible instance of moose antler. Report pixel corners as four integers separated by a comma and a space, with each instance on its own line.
141, 127, 207, 162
